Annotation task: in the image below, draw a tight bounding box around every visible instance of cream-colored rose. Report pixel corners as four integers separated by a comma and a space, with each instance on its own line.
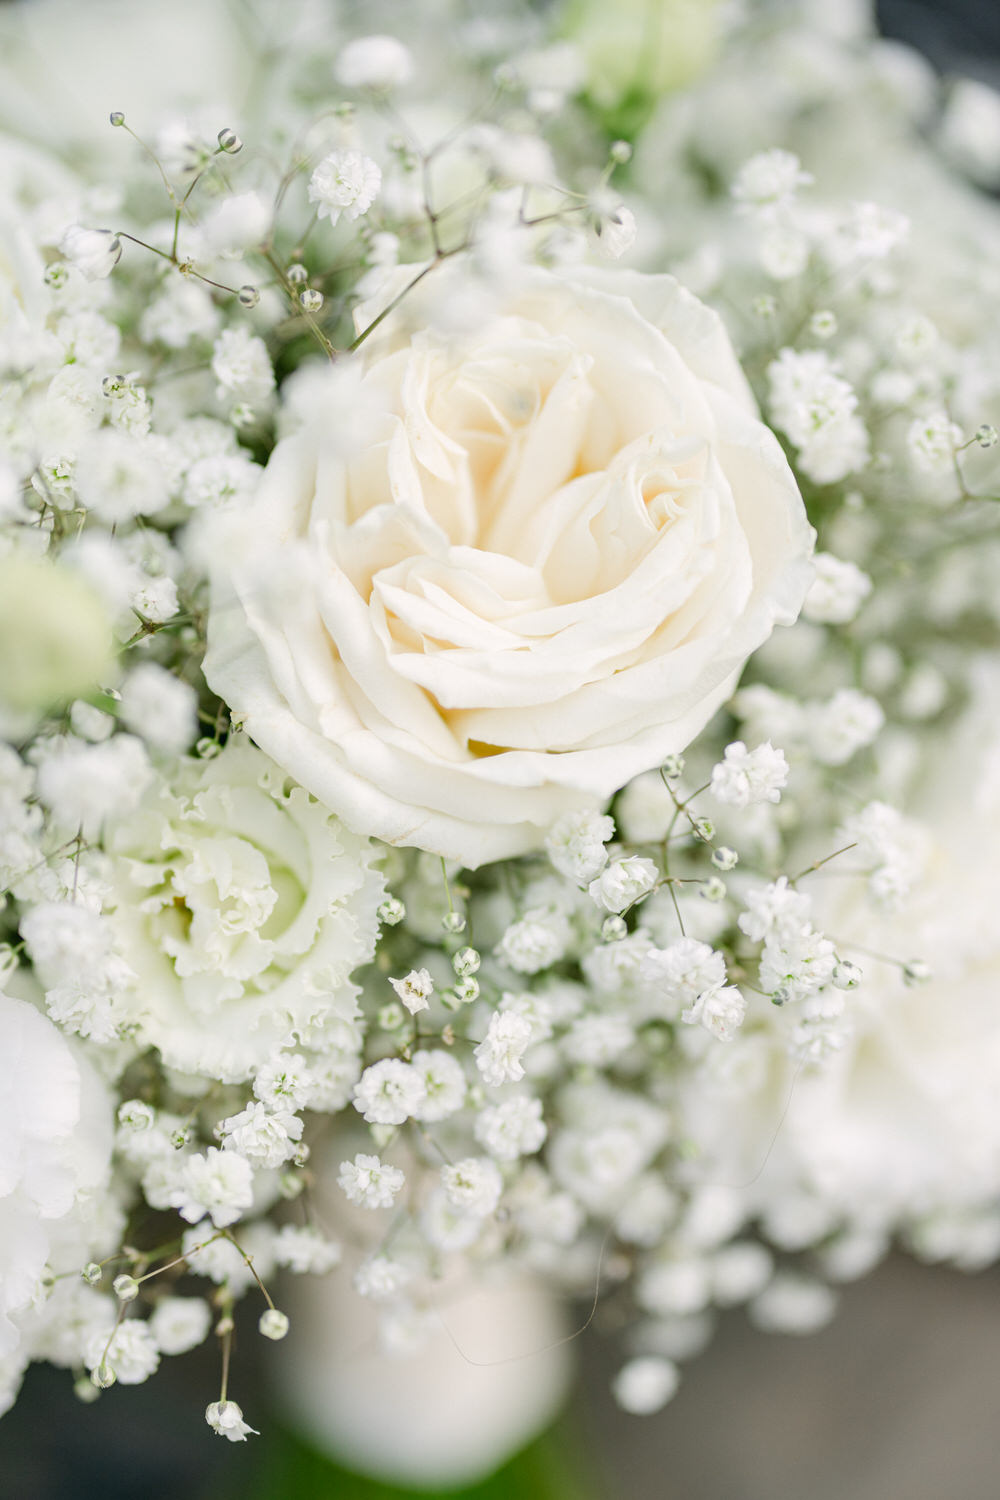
206, 265, 813, 867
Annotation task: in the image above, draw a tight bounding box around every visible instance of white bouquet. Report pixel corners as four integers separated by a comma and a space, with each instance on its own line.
2, 0, 1000, 1484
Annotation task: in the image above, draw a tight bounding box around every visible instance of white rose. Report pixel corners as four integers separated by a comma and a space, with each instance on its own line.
103, 741, 384, 1082
205, 264, 813, 867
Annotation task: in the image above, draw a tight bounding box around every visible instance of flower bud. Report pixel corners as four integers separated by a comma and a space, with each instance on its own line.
299, 288, 324, 312
258, 1309, 289, 1340
711, 846, 739, 871
110, 111, 125, 127
452, 945, 480, 977
238, 285, 260, 308
218, 127, 243, 153
113, 1274, 140, 1301
287, 263, 308, 285
378, 896, 405, 925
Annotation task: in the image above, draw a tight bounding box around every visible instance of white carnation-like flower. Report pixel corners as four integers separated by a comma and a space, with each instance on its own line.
205, 263, 813, 867
103, 740, 384, 1082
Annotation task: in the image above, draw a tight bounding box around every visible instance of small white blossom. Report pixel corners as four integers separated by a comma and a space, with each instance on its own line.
441, 1157, 503, 1217
308, 150, 381, 226
353, 1057, 427, 1125
588, 855, 658, 913
474, 1010, 534, 1087
732, 150, 812, 215
211, 327, 275, 407
409, 1048, 467, 1121
206, 1400, 257, 1442
738, 878, 813, 943
710, 741, 789, 809
353, 1254, 413, 1300
474, 1095, 547, 1161
85, 1321, 160, 1385
273, 1224, 341, 1275
388, 967, 434, 1015
545, 808, 614, 883
807, 689, 884, 765
60, 225, 122, 280
119, 663, 198, 757
219, 1102, 303, 1170
149, 1297, 212, 1356
335, 34, 413, 90
907, 410, 963, 473
682, 984, 747, 1040
612, 1356, 680, 1415
337, 1153, 405, 1209
495, 907, 572, 974
803, 554, 873, 625
173, 1146, 254, 1227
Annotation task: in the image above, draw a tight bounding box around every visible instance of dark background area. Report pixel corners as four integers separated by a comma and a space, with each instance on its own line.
4, 2, 1000, 1497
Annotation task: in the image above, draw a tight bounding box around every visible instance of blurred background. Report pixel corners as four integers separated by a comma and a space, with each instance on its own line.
3, 2, 1000, 1496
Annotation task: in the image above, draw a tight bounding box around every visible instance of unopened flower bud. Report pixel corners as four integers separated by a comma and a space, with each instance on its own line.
286, 263, 308, 285
692, 817, 715, 842
258, 1309, 289, 1340
91, 1362, 116, 1389
113, 1274, 139, 1301
109, 111, 125, 127
378, 896, 405, 925
377, 1001, 406, 1031
602, 915, 628, 942
833, 960, 862, 990
700, 876, 727, 902
81, 1262, 103, 1285
609, 139, 632, 164
218, 127, 243, 153
661, 754, 685, 781
902, 958, 931, 986
976, 423, 998, 449
452, 946, 480, 977
441, 911, 466, 934
711, 846, 738, 871
453, 976, 480, 1004
278, 1170, 304, 1199
43, 263, 69, 289
299, 288, 324, 312
238, 285, 260, 308
74, 1374, 101, 1403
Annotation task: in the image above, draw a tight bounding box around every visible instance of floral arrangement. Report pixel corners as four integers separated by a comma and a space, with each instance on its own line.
3, 0, 1000, 1472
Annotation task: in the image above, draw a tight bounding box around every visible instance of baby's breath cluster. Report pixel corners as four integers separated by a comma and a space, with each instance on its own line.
2, 0, 1000, 1451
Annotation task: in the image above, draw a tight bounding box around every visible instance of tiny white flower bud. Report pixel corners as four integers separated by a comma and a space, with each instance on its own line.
661, 754, 685, 780
976, 423, 998, 448
833, 960, 862, 990
692, 817, 715, 842
91, 1362, 116, 1389
113, 1274, 140, 1301
711, 846, 739, 871
442, 911, 466, 933
378, 896, 405, 925
238, 285, 260, 308
258, 1309, 290, 1340
110, 111, 125, 127
287, 263, 309, 285
609, 139, 633, 164
453, 976, 480, 1004
602, 915, 628, 942
299, 288, 324, 312
74, 1374, 102, 1403
452, 946, 481, 977
378, 1001, 406, 1030
218, 128, 243, 153
82, 1262, 103, 1285
903, 958, 932, 985
700, 876, 727, 902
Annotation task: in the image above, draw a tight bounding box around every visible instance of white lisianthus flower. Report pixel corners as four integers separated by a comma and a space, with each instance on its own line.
103, 740, 384, 1082
205, 264, 813, 867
